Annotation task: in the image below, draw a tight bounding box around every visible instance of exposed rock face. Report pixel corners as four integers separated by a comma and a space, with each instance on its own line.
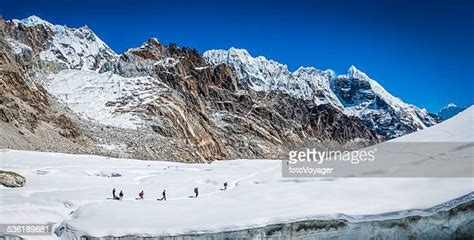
331, 66, 436, 138
2, 16, 382, 162
94, 39, 378, 161
0, 37, 46, 132
204, 49, 437, 139
0, 16, 105, 156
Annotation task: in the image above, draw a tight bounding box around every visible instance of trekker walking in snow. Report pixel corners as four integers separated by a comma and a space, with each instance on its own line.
223, 182, 228, 190
194, 187, 199, 198
112, 188, 117, 199
158, 189, 166, 201
139, 190, 144, 200
119, 190, 124, 200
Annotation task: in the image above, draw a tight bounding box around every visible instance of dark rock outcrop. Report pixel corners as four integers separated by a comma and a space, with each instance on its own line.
98, 38, 379, 161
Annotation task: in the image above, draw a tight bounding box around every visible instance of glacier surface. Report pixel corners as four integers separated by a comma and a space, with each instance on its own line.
0, 108, 472, 238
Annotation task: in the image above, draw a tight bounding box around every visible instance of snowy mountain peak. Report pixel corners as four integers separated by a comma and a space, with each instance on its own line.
348, 64, 358, 73
148, 37, 160, 45
228, 47, 267, 65
333, 66, 437, 137
10, 15, 117, 71
228, 47, 250, 56
204, 47, 301, 93
295, 66, 318, 73
445, 103, 457, 108
207, 47, 286, 69
347, 65, 370, 80
438, 103, 466, 121
13, 15, 51, 27
228, 47, 265, 60
121, 38, 168, 62
204, 47, 437, 139
130, 38, 163, 51
143, 38, 161, 47
295, 66, 335, 78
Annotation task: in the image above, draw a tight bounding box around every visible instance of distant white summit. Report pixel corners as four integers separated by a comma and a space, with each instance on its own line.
204, 48, 437, 138
438, 103, 467, 121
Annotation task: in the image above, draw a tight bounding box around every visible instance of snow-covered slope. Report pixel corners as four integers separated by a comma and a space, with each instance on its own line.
42, 70, 165, 128
12, 16, 117, 70
322, 106, 474, 178
1, 107, 472, 238
394, 105, 473, 142
204, 48, 436, 138
0, 150, 472, 238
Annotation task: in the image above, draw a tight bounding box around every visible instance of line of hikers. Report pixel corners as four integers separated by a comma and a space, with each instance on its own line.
112, 188, 123, 200
112, 182, 228, 201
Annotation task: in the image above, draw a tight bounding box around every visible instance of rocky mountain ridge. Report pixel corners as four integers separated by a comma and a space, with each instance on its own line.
0, 15, 440, 162
204, 48, 437, 138
0, 16, 106, 156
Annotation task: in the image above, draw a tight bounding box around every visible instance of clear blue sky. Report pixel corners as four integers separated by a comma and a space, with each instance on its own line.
3, 0, 473, 112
